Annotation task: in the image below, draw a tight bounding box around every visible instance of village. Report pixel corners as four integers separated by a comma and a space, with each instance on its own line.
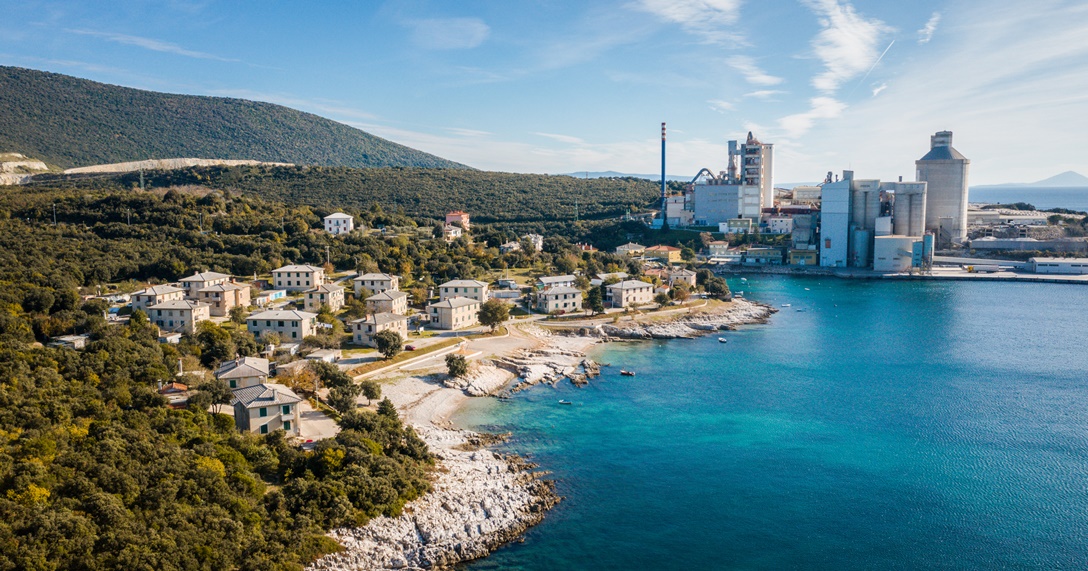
49, 208, 736, 445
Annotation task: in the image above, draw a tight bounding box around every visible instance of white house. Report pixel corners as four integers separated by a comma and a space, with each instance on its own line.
304, 283, 345, 312
606, 280, 654, 308
443, 224, 463, 242
427, 297, 480, 330
538, 275, 576, 289
667, 268, 697, 288
148, 300, 211, 334
522, 233, 544, 252
537, 286, 583, 313
366, 289, 409, 315
500, 241, 521, 254
131, 284, 186, 313
231, 383, 302, 436
323, 212, 354, 235
197, 282, 251, 317
439, 279, 489, 302
216, 356, 270, 390
1030, 257, 1088, 274
272, 265, 325, 292
615, 242, 646, 256
353, 273, 400, 297
178, 271, 232, 299
247, 310, 318, 341
350, 313, 409, 347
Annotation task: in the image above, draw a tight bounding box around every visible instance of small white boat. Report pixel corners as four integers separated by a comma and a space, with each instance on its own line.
559, 400, 573, 405
781, 303, 792, 307
718, 337, 728, 343
740, 277, 748, 282
804, 288, 811, 291
620, 370, 636, 377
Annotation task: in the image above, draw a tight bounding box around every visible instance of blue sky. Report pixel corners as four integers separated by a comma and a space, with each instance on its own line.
3, 0, 1087, 184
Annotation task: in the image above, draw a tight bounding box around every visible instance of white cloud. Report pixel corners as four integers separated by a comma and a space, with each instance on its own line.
871, 83, 887, 96
727, 56, 784, 86
533, 132, 586, 144
67, 29, 239, 62
407, 18, 490, 50
708, 99, 734, 113
633, 0, 743, 44
445, 127, 492, 137
918, 12, 940, 44
803, 0, 891, 93
744, 90, 786, 99
777, 97, 847, 139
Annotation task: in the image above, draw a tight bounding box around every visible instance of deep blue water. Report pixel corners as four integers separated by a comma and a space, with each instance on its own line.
970, 186, 1088, 212
454, 276, 1088, 570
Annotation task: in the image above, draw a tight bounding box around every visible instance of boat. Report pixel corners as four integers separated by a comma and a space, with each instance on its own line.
740, 277, 748, 281
718, 337, 728, 343
781, 303, 791, 307
559, 400, 573, 405
620, 370, 636, 377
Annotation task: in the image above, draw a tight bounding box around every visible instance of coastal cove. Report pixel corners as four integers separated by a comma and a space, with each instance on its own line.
455, 276, 1088, 570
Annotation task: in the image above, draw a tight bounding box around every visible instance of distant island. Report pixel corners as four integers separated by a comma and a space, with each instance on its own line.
973, 170, 1088, 189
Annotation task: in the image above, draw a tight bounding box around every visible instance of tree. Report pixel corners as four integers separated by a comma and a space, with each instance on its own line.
196, 321, 236, 368
654, 292, 671, 306
585, 286, 604, 315
477, 299, 509, 331
280, 366, 319, 396
373, 330, 403, 359
229, 305, 247, 325
445, 354, 469, 378
360, 380, 381, 405
377, 398, 398, 419
194, 379, 233, 414
309, 360, 352, 390
262, 331, 282, 347
328, 384, 362, 414
670, 283, 690, 302
705, 275, 731, 299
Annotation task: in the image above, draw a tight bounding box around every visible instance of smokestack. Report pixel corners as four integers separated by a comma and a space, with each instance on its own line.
660, 122, 667, 228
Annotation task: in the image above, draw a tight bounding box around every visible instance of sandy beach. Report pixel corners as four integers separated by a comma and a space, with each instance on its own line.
308, 299, 772, 570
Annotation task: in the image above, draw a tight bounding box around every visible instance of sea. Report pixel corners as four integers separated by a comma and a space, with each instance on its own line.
454, 275, 1088, 570
970, 186, 1088, 212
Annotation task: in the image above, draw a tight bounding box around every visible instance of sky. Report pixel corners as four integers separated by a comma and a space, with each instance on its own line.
3, 0, 1088, 185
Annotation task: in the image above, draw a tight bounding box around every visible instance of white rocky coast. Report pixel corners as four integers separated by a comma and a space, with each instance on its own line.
308, 426, 558, 571
599, 298, 775, 339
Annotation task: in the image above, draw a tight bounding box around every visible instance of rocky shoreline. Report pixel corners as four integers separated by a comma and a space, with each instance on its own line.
308, 426, 559, 571
596, 298, 776, 340
308, 298, 773, 570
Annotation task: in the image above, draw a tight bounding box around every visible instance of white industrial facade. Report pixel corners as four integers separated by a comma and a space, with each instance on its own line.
917, 131, 970, 244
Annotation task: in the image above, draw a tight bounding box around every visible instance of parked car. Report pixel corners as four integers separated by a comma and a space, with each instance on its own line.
405, 345, 417, 351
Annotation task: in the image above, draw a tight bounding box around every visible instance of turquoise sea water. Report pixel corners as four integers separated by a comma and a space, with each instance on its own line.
454, 276, 1088, 570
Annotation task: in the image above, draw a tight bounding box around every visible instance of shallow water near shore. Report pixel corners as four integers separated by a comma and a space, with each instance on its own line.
453, 275, 1088, 570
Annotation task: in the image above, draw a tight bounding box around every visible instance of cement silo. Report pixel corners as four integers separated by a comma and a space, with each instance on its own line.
916, 131, 969, 244
887, 182, 927, 237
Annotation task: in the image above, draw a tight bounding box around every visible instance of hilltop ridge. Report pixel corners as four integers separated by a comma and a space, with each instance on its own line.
0, 66, 467, 170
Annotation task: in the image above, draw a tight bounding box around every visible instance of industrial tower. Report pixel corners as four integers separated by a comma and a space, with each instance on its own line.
916, 131, 970, 245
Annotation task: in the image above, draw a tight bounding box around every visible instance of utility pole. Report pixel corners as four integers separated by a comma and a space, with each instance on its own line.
325, 245, 330, 266
52, 203, 57, 226
127, 209, 131, 225
139, 169, 145, 191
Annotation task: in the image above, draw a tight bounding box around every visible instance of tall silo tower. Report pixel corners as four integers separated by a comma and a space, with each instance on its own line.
916, 131, 969, 245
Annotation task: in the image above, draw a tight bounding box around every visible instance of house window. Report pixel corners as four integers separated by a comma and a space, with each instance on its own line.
259, 407, 268, 417
291, 331, 297, 338
282, 405, 291, 414
283, 420, 291, 431
229, 380, 236, 388
260, 424, 268, 434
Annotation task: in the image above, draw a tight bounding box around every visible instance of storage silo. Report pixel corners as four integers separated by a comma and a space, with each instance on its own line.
889, 182, 927, 237
917, 131, 969, 244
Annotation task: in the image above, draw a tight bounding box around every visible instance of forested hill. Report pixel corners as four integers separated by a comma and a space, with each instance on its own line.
0, 66, 466, 170
34, 165, 661, 225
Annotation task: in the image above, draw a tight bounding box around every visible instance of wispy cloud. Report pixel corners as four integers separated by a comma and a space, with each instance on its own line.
727, 55, 784, 86
708, 99, 734, 113
633, 0, 743, 45
871, 83, 887, 96
445, 127, 492, 137
533, 132, 586, 144
803, 0, 891, 93
744, 89, 786, 99
777, 96, 846, 139
407, 18, 490, 50
67, 29, 239, 62
918, 12, 940, 44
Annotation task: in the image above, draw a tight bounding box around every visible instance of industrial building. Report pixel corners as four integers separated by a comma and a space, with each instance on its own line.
1030, 257, 1088, 274
691, 132, 773, 226
916, 131, 970, 245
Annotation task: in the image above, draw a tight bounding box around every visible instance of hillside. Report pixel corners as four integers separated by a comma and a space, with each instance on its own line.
0, 66, 466, 170
31, 165, 661, 226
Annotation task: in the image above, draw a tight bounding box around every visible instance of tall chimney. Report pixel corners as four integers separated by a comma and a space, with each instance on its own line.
660, 122, 667, 227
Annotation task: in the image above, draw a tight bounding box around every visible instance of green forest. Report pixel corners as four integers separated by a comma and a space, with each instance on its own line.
30, 163, 661, 227
0, 66, 464, 170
